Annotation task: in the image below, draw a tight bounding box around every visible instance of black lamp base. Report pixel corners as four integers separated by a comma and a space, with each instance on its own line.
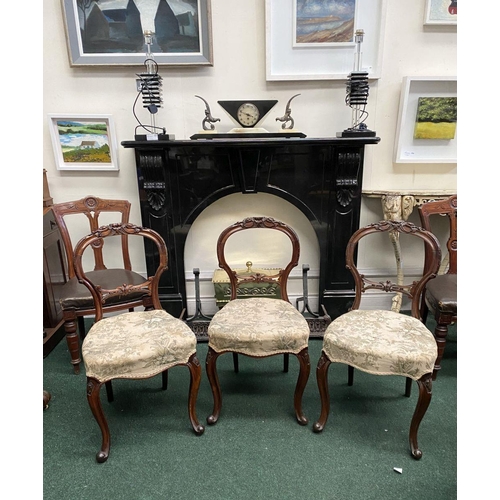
336, 129, 377, 138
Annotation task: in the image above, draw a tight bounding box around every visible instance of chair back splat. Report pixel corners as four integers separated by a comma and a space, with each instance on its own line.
217, 216, 300, 303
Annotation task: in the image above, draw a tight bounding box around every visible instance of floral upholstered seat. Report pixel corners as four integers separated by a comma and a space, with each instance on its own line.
83, 309, 197, 382
208, 297, 309, 358
322, 309, 437, 380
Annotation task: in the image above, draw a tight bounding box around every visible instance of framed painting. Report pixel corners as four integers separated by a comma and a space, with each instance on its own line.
61, 0, 213, 66
48, 114, 120, 171
424, 0, 457, 26
292, 0, 357, 48
394, 77, 457, 164
413, 97, 457, 140
266, 0, 387, 81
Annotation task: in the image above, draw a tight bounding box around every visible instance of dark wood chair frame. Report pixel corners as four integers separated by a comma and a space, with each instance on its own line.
206, 217, 311, 426
313, 220, 442, 459
74, 222, 204, 463
418, 195, 457, 380
51, 196, 147, 374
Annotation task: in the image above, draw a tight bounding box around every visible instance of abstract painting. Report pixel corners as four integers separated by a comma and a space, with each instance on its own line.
293, 0, 356, 46
413, 97, 457, 140
62, 0, 213, 65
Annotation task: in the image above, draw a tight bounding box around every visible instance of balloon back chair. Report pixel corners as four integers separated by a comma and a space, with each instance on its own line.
313, 220, 441, 459
206, 216, 311, 426
51, 196, 148, 374
74, 222, 204, 463
418, 195, 457, 380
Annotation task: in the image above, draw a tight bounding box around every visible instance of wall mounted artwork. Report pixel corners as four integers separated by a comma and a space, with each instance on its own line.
413, 97, 457, 140
266, 0, 387, 80
394, 76, 457, 164
292, 0, 357, 47
48, 114, 119, 171
61, 0, 213, 66
424, 0, 457, 26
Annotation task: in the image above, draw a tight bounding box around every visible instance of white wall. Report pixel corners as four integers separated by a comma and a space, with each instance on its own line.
42, 0, 457, 313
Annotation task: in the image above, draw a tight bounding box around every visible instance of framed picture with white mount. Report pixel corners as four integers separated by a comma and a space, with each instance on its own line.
61, 0, 213, 66
48, 114, 120, 171
265, 0, 387, 81
424, 0, 457, 26
393, 77, 457, 164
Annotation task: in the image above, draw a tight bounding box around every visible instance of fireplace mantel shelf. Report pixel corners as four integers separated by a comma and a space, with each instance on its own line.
123, 135, 379, 329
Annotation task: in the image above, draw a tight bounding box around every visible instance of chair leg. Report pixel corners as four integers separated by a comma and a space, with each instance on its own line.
405, 377, 412, 397
232, 352, 239, 373
77, 316, 87, 341
313, 351, 332, 433
409, 373, 432, 460
206, 346, 223, 425
283, 353, 289, 373
185, 353, 205, 435
432, 314, 453, 380
348, 365, 354, 386
105, 381, 114, 402
87, 377, 110, 463
293, 348, 310, 425
63, 314, 81, 375
162, 370, 168, 391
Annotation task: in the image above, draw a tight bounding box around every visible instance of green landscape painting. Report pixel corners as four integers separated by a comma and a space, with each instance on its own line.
413, 97, 457, 140
56, 120, 112, 163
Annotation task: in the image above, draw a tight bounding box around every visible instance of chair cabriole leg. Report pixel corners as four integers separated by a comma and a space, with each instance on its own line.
87, 377, 110, 463
409, 372, 432, 460
186, 354, 205, 435
294, 347, 310, 425
206, 346, 222, 425
313, 351, 331, 433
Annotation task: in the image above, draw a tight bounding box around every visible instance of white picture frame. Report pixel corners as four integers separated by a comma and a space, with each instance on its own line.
265, 0, 387, 81
48, 114, 120, 171
424, 0, 457, 26
393, 77, 457, 164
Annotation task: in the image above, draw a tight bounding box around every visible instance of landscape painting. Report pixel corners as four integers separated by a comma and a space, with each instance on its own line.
413, 97, 457, 140
293, 0, 356, 46
49, 115, 119, 171
62, 0, 213, 65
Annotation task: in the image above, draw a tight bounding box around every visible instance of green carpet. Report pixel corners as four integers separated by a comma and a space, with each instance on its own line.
43, 319, 457, 500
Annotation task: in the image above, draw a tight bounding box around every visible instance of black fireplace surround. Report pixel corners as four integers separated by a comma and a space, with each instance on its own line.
122, 136, 379, 326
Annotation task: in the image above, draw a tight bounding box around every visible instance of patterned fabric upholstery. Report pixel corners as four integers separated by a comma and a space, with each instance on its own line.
82, 309, 197, 382
208, 297, 310, 357
323, 309, 437, 380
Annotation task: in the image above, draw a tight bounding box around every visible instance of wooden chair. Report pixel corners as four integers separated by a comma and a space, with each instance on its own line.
418, 195, 457, 380
51, 196, 148, 374
206, 217, 311, 426
313, 220, 441, 459
74, 222, 204, 463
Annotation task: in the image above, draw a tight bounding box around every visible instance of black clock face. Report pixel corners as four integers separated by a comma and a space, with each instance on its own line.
218, 100, 278, 128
